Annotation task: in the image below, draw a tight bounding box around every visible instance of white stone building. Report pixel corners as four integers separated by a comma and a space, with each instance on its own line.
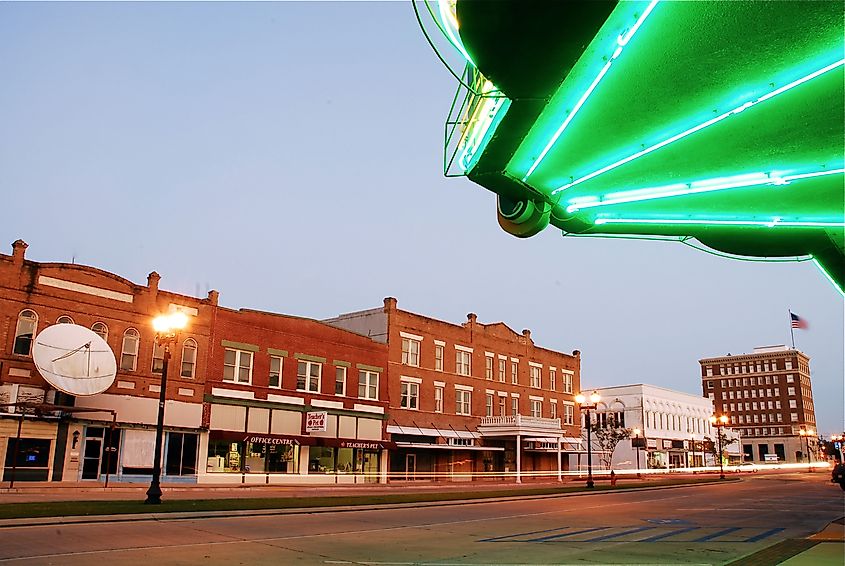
590, 384, 741, 471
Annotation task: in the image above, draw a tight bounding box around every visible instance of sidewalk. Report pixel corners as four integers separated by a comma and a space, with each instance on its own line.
0, 475, 661, 503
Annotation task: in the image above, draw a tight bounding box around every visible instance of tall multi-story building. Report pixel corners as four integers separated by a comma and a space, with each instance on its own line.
325, 298, 583, 482
700, 345, 818, 464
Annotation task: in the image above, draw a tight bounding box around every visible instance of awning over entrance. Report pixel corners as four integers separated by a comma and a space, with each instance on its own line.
395, 442, 504, 452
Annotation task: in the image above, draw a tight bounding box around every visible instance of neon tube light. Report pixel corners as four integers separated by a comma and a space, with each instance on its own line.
593, 218, 845, 228
811, 257, 845, 297
437, 0, 475, 66
522, 0, 660, 181
566, 168, 845, 212
551, 58, 845, 195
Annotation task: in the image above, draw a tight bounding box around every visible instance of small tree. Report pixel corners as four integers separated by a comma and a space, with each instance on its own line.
703, 428, 738, 465
592, 414, 632, 470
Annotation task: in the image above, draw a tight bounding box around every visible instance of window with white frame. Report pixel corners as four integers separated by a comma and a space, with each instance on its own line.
511, 361, 518, 384
120, 328, 140, 371
435, 343, 444, 371
268, 355, 282, 388
456, 349, 472, 376
401, 337, 420, 367
785, 359, 793, 369
335, 366, 346, 395
223, 348, 253, 384
790, 412, 798, 422
549, 368, 556, 391
358, 369, 379, 400
562, 372, 573, 393
530, 399, 542, 417
550, 401, 557, 419
485, 355, 494, 380
788, 399, 797, 409
511, 396, 519, 415
13, 309, 38, 356
297, 360, 321, 392
181, 338, 197, 378
563, 404, 574, 425
456, 389, 471, 415
401, 380, 419, 409
56, 315, 74, 324
786, 375, 794, 383
434, 385, 444, 413
787, 387, 795, 396
485, 393, 493, 417
499, 395, 506, 416
92, 322, 109, 341
529, 365, 541, 388
498, 358, 506, 382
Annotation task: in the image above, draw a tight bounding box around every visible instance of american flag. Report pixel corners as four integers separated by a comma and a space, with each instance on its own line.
790, 312, 808, 329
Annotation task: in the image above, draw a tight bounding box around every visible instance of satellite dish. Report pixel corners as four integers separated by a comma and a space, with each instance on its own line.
32, 324, 117, 396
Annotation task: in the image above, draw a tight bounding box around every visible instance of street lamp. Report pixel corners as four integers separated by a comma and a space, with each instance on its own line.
799, 428, 816, 472
575, 390, 601, 488
633, 428, 643, 478
709, 414, 729, 480
145, 312, 189, 504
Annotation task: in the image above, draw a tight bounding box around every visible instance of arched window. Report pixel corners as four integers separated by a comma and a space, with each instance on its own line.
121, 329, 139, 371
180, 338, 197, 379
13, 310, 38, 355
56, 315, 74, 324
92, 322, 108, 341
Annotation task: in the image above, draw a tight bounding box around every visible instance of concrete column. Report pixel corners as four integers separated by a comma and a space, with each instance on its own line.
516, 434, 522, 484
557, 437, 562, 482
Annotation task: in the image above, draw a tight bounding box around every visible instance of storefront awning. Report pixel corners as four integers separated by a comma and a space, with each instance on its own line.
395, 442, 504, 452
387, 424, 479, 439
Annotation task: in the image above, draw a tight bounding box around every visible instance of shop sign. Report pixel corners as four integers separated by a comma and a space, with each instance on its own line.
245, 434, 300, 446
306, 411, 328, 432
340, 441, 384, 450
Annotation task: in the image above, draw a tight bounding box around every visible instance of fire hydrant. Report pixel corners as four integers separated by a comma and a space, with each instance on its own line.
610, 470, 617, 487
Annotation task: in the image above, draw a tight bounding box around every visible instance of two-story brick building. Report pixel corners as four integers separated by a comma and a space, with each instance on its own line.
325, 298, 583, 482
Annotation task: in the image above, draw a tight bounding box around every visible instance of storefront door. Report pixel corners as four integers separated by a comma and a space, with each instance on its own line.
405, 453, 416, 480
362, 450, 379, 483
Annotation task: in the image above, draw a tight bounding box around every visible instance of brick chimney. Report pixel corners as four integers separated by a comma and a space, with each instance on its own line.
467, 312, 477, 324
147, 271, 160, 299
207, 289, 219, 306
11, 239, 27, 268
383, 297, 397, 312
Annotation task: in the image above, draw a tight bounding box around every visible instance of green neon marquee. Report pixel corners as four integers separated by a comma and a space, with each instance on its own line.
416, 0, 845, 294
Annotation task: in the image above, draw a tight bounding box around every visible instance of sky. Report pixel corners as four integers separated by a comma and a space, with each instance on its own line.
1, 2, 842, 433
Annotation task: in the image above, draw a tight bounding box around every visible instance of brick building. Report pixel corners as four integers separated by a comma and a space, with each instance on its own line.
700, 345, 818, 464
1, 239, 212, 483
324, 298, 583, 482
202, 307, 391, 484
0, 240, 391, 484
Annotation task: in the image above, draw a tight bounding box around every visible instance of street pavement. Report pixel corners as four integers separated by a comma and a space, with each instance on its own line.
0, 473, 841, 565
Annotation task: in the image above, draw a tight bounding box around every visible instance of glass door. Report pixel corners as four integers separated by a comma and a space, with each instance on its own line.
81, 428, 103, 480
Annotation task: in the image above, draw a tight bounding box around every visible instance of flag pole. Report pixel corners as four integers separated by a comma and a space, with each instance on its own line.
788, 310, 795, 349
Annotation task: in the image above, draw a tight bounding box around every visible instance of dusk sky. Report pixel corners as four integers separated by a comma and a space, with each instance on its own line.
1, 2, 842, 433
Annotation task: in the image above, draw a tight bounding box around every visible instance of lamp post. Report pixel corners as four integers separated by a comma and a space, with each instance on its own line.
709, 414, 729, 480
145, 312, 188, 505
799, 428, 816, 472
633, 428, 642, 478
576, 390, 601, 488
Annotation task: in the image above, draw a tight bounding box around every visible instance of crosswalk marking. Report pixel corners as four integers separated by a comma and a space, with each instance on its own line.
483, 525, 787, 544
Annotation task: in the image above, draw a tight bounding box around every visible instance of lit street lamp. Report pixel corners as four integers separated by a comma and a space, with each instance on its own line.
709, 414, 729, 480
145, 312, 189, 504
799, 428, 816, 472
633, 428, 643, 478
575, 390, 601, 488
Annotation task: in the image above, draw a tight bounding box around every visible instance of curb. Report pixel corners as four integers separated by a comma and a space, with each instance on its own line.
0, 477, 740, 529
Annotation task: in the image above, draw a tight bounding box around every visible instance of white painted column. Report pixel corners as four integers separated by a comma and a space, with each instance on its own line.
516, 434, 522, 484
557, 437, 562, 482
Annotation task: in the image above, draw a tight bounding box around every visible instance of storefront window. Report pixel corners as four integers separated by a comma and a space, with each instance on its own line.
207, 439, 298, 473
309, 446, 336, 473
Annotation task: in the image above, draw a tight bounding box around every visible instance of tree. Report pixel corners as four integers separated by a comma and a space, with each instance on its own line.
703, 428, 738, 464
592, 414, 632, 470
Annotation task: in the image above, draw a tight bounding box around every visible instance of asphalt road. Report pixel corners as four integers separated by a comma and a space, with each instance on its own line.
0, 473, 841, 565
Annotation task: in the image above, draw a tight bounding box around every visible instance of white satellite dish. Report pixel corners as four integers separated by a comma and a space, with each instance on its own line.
32, 324, 117, 396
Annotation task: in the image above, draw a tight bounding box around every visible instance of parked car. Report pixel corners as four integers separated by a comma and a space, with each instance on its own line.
732, 462, 758, 473
831, 462, 845, 490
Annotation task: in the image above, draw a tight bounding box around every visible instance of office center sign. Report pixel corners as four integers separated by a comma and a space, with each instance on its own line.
306, 411, 328, 432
